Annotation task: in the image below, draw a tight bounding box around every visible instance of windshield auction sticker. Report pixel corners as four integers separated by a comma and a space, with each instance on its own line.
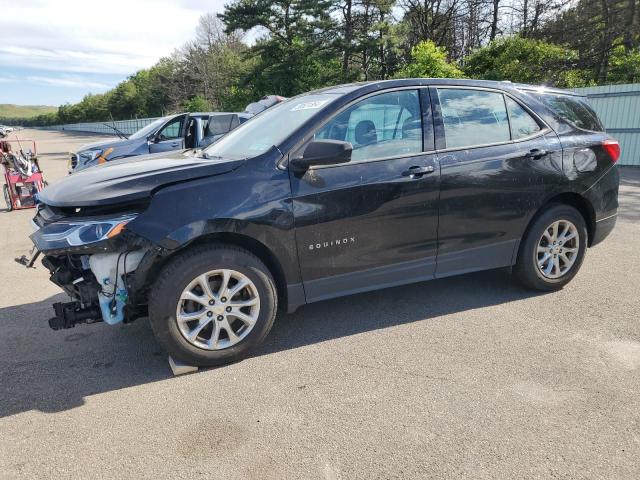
290, 100, 329, 111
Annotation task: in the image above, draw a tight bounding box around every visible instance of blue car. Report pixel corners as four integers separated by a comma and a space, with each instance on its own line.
69, 112, 251, 173
69, 95, 286, 173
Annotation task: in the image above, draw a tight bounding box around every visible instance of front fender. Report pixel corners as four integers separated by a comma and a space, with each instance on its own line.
126, 150, 300, 286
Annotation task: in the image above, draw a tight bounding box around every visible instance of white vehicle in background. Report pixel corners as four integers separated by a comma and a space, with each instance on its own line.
0, 126, 15, 137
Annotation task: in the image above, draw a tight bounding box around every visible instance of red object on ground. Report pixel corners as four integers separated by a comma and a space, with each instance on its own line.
1, 139, 46, 211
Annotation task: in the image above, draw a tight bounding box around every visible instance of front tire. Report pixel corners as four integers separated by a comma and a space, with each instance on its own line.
514, 204, 588, 291
149, 244, 278, 367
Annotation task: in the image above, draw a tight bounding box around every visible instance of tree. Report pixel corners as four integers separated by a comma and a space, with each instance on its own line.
337, 0, 355, 80
196, 13, 244, 50
352, 0, 397, 80
395, 40, 464, 78
623, 0, 637, 52
533, 0, 638, 84
464, 37, 592, 87
185, 14, 249, 109
220, 0, 338, 96
397, 0, 502, 62
490, 0, 500, 41
183, 95, 211, 112
21, 1, 640, 128
607, 46, 640, 83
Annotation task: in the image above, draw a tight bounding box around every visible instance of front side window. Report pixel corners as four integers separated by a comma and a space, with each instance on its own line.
129, 117, 167, 140
315, 90, 423, 163
506, 97, 541, 139
438, 89, 510, 149
157, 116, 184, 140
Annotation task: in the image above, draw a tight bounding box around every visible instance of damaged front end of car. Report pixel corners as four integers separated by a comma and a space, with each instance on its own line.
19, 148, 247, 334
28, 202, 161, 330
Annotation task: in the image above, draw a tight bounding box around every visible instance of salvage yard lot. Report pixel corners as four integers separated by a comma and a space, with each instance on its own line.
1, 129, 639, 479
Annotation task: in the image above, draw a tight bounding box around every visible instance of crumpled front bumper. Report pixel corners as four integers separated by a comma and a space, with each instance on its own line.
24, 206, 157, 329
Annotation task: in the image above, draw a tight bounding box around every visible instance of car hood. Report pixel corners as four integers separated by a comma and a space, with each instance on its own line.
76, 137, 130, 152
74, 137, 147, 170
39, 151, 245, 208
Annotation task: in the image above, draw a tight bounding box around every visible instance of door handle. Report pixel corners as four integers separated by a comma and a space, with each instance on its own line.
170, 142, 179, 147
402, 165, 435, 178
525, 148, 548, 159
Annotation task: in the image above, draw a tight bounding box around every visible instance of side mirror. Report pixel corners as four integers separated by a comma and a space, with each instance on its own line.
290, 140, 352, 171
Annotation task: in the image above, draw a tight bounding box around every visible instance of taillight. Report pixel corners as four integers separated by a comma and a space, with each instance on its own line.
602, 139, 620, 163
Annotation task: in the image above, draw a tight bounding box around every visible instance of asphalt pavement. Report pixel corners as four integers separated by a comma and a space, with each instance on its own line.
1, 129, 639, 479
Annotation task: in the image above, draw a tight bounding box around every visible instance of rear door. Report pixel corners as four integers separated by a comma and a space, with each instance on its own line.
290, 88, 441, 302
149, 115, 186, 153
432, 86, 563, 277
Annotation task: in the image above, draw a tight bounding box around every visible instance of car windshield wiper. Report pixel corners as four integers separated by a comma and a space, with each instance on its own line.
196, 150, 224, 160
102, 123, 129, 140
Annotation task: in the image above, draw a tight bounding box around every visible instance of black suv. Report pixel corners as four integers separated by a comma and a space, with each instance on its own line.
28, 79, 620, 367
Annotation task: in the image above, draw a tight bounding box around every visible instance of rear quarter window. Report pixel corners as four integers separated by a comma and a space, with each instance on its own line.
533, 93, 603, 132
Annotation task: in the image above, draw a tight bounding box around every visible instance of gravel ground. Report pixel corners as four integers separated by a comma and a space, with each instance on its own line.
1, 129, 639, 479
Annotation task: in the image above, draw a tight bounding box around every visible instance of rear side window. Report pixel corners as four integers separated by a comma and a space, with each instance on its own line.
534, 93, 603, 132
506, 97, 541, 139
206, 114, 240, 137
437, 89, 510, 149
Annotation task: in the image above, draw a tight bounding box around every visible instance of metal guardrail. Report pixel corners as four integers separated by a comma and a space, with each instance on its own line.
45, 118, 160, 136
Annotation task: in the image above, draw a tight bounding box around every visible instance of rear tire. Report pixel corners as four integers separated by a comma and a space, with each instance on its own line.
3, 184, 12, 211
514, 204, 587, 291
148, 244, 278, 367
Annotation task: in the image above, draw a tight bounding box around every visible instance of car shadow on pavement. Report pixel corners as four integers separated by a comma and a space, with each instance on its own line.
0, 293, 171, 418
257, 268, 544, 357
0, 268, 545, 418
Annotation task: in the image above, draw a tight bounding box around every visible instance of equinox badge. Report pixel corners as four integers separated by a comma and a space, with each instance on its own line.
308, 237, 356, 251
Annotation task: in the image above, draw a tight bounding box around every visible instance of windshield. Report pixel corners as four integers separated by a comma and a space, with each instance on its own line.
128, 117, 169, 140
203, 94, 339, 160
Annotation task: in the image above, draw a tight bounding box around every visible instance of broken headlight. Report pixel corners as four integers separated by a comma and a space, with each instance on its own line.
78, 149, 103, 164
31, 214, 136, 252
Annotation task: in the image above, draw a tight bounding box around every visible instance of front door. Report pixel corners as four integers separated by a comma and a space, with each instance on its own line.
289, 88, 441, 302
149, 115, 186, 153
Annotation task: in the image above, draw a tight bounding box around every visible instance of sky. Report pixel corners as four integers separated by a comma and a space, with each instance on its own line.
0, 0, 228, 106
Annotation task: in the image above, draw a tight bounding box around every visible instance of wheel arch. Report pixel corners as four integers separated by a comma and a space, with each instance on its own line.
522, 191, 596, 249
151, 232, 290, 311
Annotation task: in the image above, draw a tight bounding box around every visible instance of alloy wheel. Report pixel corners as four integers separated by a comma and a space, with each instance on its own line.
176, 269, 260, 350
536, 219, 580, 279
